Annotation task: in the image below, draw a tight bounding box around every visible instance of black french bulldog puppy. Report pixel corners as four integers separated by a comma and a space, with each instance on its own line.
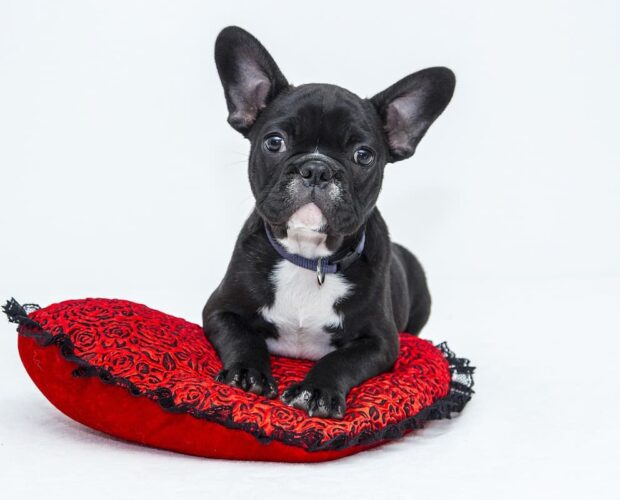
203, 26, 455, 418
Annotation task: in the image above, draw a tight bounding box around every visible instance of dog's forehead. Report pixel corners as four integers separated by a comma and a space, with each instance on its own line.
286, 84, 365, 113
261, 84, 380, 142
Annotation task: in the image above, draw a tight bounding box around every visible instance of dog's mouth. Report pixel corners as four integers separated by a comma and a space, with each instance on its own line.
286, 203, 328, 234
257, 175, 359, 240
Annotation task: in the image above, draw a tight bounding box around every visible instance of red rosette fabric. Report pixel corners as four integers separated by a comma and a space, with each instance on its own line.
7, 298, 473, 462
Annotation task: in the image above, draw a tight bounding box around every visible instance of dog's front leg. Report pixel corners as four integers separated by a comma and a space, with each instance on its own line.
281, 335, 399, 418
204, 311, 278, 398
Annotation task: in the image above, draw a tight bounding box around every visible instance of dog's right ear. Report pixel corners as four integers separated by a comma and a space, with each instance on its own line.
215, 26, 289, 136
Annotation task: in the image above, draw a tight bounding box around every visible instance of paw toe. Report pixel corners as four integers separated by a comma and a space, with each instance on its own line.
281, 383, 346, 419
216, 364, 278, 398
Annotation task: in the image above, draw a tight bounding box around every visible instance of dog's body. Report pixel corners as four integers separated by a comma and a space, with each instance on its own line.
203, 27, 454, 418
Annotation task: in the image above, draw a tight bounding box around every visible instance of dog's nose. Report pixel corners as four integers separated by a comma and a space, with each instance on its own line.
297, 161, 333, 188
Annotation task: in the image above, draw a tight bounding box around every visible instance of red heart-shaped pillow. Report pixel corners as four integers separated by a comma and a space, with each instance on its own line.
4, 298, 473, 462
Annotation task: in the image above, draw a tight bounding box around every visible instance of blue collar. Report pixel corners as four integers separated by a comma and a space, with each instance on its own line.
264, 224, 366, 285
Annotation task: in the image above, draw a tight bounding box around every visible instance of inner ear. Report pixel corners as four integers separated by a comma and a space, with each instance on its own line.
371, 67, 455, 162
226, 59, 272, 130
215, 26, 289, 135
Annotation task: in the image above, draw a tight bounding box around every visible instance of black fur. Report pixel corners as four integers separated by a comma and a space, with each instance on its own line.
204, 26, 455, 418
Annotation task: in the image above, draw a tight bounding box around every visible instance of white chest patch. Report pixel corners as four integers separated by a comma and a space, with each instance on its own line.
261, 260, 352, 360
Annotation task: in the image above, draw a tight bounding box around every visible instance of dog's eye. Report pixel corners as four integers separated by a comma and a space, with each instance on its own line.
263, 134, 286, 153
353, 147, 375, 166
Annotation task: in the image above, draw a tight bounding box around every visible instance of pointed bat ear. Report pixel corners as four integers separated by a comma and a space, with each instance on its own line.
371, 67, 455, 162
214, 26, 289, 136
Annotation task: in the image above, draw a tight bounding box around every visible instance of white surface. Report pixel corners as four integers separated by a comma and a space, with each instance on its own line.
1, 1, 619, 499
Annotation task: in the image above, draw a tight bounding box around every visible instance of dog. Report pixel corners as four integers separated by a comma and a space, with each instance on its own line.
203, 26, 455, 418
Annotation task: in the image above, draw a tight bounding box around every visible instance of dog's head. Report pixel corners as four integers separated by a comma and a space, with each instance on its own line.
215, 26, 455, 247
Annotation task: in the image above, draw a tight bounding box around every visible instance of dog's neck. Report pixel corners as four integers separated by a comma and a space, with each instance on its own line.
276, 203, 332, 259
278, 227, 332, 259
269, 202, 368, 260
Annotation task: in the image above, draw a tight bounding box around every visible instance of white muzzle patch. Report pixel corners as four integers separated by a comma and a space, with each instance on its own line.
287, 203, 326, 232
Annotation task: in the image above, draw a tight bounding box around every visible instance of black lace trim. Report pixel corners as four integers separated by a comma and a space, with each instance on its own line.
3, 298, 475, 452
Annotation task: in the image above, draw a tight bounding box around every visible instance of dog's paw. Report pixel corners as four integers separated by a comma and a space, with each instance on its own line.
280, 382, 346, 419
215, 363, 278, 398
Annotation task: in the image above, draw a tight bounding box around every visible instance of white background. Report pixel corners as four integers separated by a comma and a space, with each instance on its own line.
1, 1, 619, 498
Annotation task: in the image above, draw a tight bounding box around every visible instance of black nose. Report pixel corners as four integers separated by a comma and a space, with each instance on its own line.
297, 161, 333, 188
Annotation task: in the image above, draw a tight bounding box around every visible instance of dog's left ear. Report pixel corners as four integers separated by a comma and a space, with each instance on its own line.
371, 67, 455, 162
215, 26, 289, 135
